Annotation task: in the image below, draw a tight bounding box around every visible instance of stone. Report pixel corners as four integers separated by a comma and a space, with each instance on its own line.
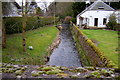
57, 73, 69, 77
41, 66, 54, 71
85, 67, 95, 71
31, 71, 40, 77
46, 69, 63, 75
17, 76, 22, 78
15, 70, 23, 75
13, 65, 19, 68
28, 46, 33, 50
76, 67, 88, 72
70, 75, 79, 78
6, 64, 14, 68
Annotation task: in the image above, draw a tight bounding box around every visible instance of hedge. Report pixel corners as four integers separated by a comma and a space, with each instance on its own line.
4, 16, 59, 34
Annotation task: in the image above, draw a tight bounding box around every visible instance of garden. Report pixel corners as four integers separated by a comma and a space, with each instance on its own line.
2, 16, 59, 65
82, 30, 118, 67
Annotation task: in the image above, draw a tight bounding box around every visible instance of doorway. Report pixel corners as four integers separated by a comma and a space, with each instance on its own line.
94, 18, 98, 27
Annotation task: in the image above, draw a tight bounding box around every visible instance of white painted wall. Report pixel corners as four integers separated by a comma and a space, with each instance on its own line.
115, 11, 120, 23
77, 16, 80, 25
77, 10, 114, 27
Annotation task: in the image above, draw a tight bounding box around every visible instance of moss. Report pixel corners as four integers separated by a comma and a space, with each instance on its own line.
70, 75, 79, 78
38, 71, 45, 74
46, 69, 63, 75
31, 72, 40, 77
57, 73, 69, 77
107, 61, 116, 68
41, 67, 53, 71
76, 67, 88, 73
71, 28, 91, 66
85, 67, 95, 71
101, 69, 114, 77
6, 64, 14, 68
21, 67, 27, 71
15, 70, 23, 75
41, 66, 59, 71
90, 71, 101, 78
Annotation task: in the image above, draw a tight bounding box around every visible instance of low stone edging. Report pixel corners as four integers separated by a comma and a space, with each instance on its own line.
70, 22, 116, 68
46, 32, 61, 62
1, 63, 120, 78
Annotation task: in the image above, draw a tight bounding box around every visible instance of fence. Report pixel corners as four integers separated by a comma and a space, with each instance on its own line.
70, 22, 115, 68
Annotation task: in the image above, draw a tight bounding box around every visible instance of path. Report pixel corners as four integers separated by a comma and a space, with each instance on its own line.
47, 24, 81, 67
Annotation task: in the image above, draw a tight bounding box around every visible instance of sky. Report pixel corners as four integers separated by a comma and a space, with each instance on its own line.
15, 0, 54, 9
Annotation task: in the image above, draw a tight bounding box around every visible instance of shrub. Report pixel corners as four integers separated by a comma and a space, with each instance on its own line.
4, 16, 59, 34
64, 16, 72, 24
71, 17, 76, 23
106, 14, 117, 30
4, 17, 22, 34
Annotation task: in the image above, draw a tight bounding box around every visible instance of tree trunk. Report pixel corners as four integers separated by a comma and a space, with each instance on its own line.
22, 0, 27, 52
2, 21, 6, 48
0, 2, 6, 48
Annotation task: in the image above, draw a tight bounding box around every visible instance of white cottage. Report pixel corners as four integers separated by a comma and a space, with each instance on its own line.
77, 0, 115, 28
114, 10, 120, 23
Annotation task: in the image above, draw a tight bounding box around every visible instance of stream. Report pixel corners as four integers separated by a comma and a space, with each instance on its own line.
47, 24, 81, 67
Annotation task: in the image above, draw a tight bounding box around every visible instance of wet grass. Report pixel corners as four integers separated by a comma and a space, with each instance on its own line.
82, 30, 118, 67
2, 26, 58, 65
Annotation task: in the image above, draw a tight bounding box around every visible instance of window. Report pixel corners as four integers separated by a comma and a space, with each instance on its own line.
98, 6, 104, 9
103, 18, 107, 25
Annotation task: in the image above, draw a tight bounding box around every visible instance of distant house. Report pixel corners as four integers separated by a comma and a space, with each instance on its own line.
18, 0, 38, 16
2, 2, 22, 17
77, 0, 115, 28
2, 0, 38, 17
28, 1, 38, 16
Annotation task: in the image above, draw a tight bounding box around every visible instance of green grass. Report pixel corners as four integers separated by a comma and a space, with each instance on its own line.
82, 30, 118, 67
2, 26, 58, 65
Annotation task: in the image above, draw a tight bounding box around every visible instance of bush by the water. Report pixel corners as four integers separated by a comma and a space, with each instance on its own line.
71, 17, 76, 24
4, 16, 59, 34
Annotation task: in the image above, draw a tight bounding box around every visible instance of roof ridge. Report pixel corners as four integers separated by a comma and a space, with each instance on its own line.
77, 0, 114, 17
102, 1, 115, 10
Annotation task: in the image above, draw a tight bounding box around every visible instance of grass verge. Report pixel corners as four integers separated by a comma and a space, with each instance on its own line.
82, 30, 118, 67
2, 26, 58, 65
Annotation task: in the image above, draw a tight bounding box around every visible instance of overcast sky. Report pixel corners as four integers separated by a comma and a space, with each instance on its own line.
15, 0, 54, 9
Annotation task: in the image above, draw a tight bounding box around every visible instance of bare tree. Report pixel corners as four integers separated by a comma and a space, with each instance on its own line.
41, 2, 48, 16
22, 0, 28, 52
0, 2, 6, 48
0, 1, 2, 43
43, 2, 48, 12
0, 1, 2, 77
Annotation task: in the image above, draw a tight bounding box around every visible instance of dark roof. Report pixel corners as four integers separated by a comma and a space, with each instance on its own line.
90, 1, 115, 10
13, 2, 21, 9
78, 0, 115, 16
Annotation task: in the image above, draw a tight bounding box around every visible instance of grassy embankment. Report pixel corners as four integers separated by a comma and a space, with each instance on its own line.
82, 30, 118, 67
3, 26, 58, 65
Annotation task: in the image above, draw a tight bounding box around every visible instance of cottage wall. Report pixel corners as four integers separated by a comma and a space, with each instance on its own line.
78, 10, 114, 27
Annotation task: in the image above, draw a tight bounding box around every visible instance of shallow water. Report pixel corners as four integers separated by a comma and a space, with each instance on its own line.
47, 24, 81, 67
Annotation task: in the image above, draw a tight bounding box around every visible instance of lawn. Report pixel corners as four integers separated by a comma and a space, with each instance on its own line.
2, 26, 58, 65
82, 30, 118, 67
